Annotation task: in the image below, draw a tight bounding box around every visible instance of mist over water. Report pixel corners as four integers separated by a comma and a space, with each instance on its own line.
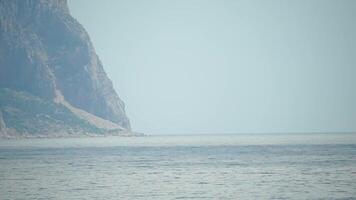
1, 133, 355, 199
1, 1, 356, 199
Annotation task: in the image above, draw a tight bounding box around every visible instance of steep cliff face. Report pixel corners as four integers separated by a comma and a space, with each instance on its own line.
0, 0, 131, 134
0, 111, 6, 132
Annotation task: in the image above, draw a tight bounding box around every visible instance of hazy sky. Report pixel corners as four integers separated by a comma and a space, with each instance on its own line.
68, 0, 356, 134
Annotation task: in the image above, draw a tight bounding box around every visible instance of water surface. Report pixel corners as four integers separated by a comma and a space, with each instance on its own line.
0, 133, 355, 199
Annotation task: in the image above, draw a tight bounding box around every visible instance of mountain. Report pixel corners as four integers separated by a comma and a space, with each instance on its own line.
0, 0, 137, 138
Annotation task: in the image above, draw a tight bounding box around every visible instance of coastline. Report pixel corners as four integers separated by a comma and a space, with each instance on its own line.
0, 130, 144, 140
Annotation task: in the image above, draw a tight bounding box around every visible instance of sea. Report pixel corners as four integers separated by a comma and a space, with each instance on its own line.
0, 133, 355, 200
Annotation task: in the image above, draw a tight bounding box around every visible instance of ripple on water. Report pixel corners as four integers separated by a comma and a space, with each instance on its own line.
0, 135, 356, 199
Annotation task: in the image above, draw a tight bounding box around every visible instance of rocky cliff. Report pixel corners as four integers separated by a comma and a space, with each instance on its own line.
0, 0, 134, 137
0, 111, 6, 133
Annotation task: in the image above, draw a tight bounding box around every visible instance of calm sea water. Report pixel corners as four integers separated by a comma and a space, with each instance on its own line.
0, 133, 355, 200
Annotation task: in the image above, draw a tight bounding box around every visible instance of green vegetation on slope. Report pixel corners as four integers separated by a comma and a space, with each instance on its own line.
0, 88, 102, 136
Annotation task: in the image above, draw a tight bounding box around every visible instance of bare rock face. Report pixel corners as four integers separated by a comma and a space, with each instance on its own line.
0, 111, 6, 131
0, 0, 131, 134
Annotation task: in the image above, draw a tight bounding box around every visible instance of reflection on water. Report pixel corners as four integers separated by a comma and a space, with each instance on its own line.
0, 133, 355, 199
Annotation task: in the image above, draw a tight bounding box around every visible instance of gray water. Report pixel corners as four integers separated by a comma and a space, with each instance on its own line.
0, 133, 356, 199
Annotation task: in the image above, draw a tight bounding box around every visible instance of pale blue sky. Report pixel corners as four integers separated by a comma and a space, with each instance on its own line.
68, 0, 356, 134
